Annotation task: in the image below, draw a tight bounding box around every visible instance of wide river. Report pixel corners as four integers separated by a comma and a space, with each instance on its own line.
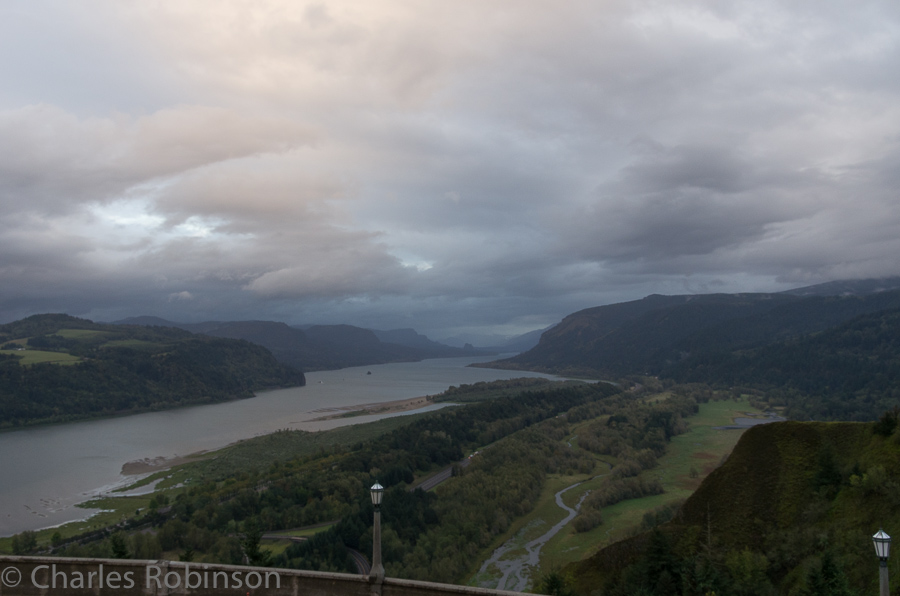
0, 355, 560, 537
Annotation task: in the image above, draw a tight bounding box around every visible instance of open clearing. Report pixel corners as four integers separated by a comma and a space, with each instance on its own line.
14, 350, 82, 366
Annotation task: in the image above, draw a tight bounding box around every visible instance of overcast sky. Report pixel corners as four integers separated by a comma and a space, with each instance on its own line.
1, 1, 899, 342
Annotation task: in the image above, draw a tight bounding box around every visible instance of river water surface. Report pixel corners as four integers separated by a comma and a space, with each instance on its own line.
0, 355, 559, 536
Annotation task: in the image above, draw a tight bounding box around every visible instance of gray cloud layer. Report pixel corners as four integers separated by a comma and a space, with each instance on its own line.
0, 0, 899, 340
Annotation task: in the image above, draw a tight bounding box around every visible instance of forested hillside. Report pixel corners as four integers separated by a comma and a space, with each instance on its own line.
491, 290, 900, 378
482, 286, 900, 423
670, 308, 900, 421
0, 314, 305, 428
568, 416, 900, 595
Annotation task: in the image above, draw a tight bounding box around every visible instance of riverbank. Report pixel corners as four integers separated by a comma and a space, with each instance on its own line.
120, 454, 209, 476
309, 395, 436, 420
119, 394, 441, 475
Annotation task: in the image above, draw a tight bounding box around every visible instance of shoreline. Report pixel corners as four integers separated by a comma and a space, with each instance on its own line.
308, 394, 436, 421
120, 453, 210, 476
118, 394, 439, 476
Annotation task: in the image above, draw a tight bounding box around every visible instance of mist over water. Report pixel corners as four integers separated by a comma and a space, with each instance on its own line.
0, 356, 559, 536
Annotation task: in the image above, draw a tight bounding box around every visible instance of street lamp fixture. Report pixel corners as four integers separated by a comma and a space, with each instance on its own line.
369, 482, 385, 584
874, 529, 891, 596
371, 482, 384, 507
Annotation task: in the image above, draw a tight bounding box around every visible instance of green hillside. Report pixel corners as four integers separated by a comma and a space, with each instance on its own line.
671, 308, 900, 421
490, 290, 900, 379
567, 417, 900, 595
0, 314, 306, 428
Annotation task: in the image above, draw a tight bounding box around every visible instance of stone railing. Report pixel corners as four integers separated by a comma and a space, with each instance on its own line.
0, 556, 538, 596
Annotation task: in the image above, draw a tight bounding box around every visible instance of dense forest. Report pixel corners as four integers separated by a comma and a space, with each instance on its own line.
0, 314, 305, 428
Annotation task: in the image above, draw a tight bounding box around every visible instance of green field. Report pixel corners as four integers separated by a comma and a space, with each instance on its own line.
14, 350, 82, 365
542, 397, 763, 569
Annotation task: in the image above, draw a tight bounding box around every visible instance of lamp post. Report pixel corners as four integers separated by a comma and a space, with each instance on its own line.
369, 482, 385, 583
874, 529, 891, 596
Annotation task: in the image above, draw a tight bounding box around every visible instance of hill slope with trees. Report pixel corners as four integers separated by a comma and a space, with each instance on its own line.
0, 314, 305, 428
669, 307, 900, 421
568, 416, 900, 595
490, 289, 900, 378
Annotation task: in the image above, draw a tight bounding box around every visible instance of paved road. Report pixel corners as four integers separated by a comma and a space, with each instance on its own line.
412, 457, 473, 492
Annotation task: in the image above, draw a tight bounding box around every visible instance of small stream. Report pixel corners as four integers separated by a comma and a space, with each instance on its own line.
475, 481, 589, 592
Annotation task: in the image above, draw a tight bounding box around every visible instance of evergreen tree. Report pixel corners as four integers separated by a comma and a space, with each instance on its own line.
802, 551, 855, 596
240, 520, 271, 567
110, 533, 130, 559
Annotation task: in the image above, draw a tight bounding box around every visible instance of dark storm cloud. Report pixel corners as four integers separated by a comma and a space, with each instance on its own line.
1, 0, 899, 338
563, 142, 818, 266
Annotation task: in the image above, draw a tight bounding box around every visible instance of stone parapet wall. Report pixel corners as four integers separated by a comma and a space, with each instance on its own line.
0, 556, 536, 596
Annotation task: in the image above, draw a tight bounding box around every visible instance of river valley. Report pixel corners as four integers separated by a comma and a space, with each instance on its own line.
0, 355, 560, 536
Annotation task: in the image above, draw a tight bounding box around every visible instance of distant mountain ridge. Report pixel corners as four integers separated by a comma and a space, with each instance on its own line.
486, 281, 900, 378
781, 275, 900, 296
477, 326, 554, 354
371, 327, 458, 350
114, 317, 482, 372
